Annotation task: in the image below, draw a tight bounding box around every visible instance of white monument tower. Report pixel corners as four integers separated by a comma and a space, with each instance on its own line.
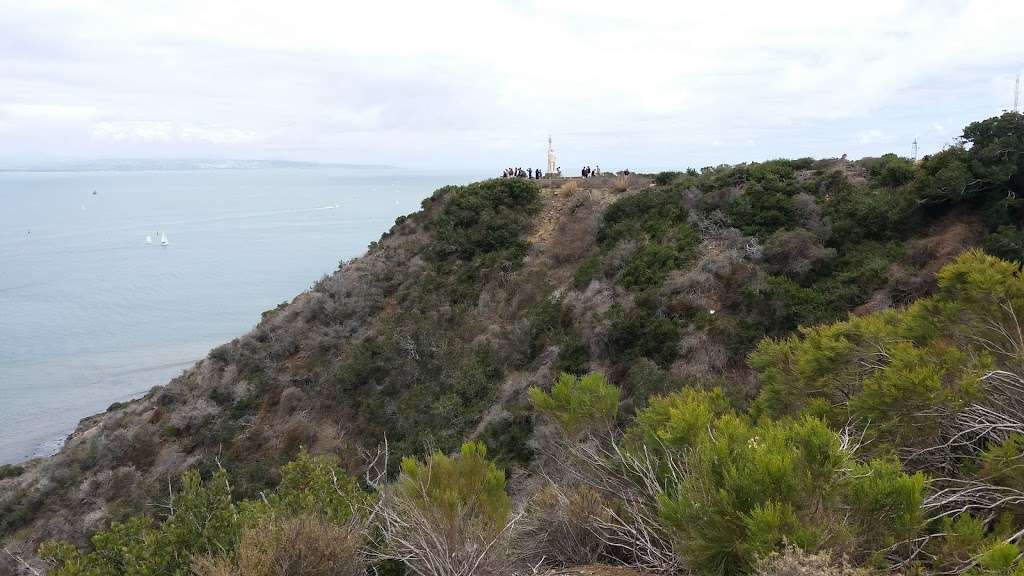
546, 135, 557, 176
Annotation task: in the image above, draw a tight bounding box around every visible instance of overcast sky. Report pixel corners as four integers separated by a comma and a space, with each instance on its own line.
1, 0, 1021, 171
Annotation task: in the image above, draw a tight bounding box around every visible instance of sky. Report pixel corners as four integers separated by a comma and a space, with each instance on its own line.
0, 0, 1022, 171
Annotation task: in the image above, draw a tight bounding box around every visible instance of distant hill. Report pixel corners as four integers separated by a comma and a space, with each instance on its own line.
0, 158, 391, 172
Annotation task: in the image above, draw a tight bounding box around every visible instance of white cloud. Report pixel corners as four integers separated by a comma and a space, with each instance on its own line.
91, 121, 174, 143
856, 129, 887, 145
180, 124, 259, 145
0, 0, 1022, 168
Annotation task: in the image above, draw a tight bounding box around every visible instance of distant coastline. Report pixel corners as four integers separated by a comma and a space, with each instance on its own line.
0, 158, 392, 173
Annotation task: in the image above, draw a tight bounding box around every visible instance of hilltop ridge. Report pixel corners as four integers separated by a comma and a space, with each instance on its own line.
3, 112, 1024, 575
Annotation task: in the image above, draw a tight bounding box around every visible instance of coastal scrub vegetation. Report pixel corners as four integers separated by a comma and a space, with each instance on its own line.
4, 113, 1024, 575
38, 251, 1024, 576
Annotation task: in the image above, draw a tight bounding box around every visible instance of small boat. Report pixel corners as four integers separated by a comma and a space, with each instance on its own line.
160, 232, 168, 246
145, 235, 152, 245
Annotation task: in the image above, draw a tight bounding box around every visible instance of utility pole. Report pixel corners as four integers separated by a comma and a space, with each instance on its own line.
912, 138, 919, 161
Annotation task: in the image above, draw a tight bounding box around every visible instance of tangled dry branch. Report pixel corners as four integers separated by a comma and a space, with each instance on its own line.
370, 491, 523, 576
537, 431, 684, 574
890, 370, 1024, 573
908, 371, 1024, 474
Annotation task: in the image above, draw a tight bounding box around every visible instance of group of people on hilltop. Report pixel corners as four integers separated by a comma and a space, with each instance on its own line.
502, 167, 544, 179
581, 165, 601, 178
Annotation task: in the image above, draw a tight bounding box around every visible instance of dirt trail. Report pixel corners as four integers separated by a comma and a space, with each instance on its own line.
541, 565, 648, 576
529, 176, 650, 248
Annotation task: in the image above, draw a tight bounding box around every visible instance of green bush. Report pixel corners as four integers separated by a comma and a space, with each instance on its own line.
379, 442, 512, 576
605, 305, 680, 368
479, 413, 535, 469
825, 185, 918, 245
726, 168, 801, 239
573, 253, 602, 289
428, 178, 540, 266
555, 331, 590, 375
747, 275, 831, 333
526, 294, 567, 359
41, 453, 370, 576
397, 442, 510, 527
597, 185, 699, 290
530, 372, 620, 434
42, 469, 238, 576
630, 388, 924, 574
963, 112, 1024, 199
979, 434, 1024, 491
0, 464, 24, 480
654, 171, 682, 185
239, 449, 369, 524
598, 187, 691, 247
866, 153, 917, 188
811, 241, 898, 313
749, 251, 1021, 451
624, 358, 683, 404
327, 336, 502, 467
985, 225, 1024, 262
620, 239, 696, 290
916, 146, 972, 203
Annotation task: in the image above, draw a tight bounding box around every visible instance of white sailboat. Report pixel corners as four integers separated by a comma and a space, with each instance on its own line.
160, 232, 168, 246
145, 235, 152, 245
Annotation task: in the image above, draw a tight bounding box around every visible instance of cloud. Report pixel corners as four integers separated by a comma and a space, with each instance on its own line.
181, 125, 260, 145
0, 0, 1021, 168
91, 121, 174, 143
856, 129, 887, 145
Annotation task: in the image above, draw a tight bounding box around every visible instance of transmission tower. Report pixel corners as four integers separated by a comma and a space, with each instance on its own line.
912, 138, 919, 161
1015, 73, 1021, 113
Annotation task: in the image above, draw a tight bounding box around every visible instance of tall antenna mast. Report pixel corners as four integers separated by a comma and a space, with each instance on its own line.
1015, 73, 1020, 113
912, 138, 919, 161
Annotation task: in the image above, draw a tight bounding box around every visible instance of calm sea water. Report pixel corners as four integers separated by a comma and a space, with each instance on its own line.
0, 167, 486, 464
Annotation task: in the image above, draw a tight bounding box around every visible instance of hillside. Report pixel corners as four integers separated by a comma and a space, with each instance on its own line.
2, 113, 1023, 575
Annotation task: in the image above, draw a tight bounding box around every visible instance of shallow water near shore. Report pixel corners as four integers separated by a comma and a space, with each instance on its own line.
0, 166, 486, 464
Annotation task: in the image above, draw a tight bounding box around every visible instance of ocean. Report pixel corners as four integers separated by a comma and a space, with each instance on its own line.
0, 166, 486, 464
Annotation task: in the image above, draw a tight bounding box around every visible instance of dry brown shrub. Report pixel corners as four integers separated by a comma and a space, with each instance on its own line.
886, 263, 932, 305
603, 239, 639, 278
700, 184, 743, 210
561, 180, 580, 194
166, 398, 218, 435
516, 484, 611, 567
281, 417, 318, 455
277, 386, 307, 416
763, 228, 835, 282
791, 192, 831, 240
675, 326, 728, 378
661, 226, 763, 313
611, 175, 630, 193
563, 280, 616, 356
83, 466, 142, 503
125, 424, 161, 469
755, 545, 865, 576
192, 515, 364, 576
